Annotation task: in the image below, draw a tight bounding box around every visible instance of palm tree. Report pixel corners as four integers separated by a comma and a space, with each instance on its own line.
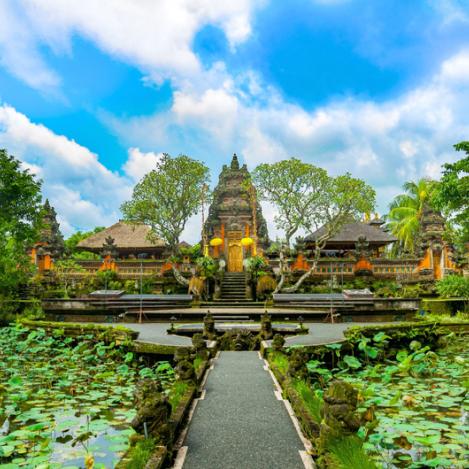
387, 178, 437, 253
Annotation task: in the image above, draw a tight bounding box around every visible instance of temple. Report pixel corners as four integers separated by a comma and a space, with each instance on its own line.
204, 154, 269, 271
30, 199, 64, 271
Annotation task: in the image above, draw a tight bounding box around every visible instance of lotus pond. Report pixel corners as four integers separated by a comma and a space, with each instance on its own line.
343, 337, 469, 468
0, 325, 173, 468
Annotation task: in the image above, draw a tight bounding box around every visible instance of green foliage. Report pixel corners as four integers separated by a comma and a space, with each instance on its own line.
180, 243, 202, 260
327, 436, 377, 469
387, 178, 438, 253
306, 359, 333, 388
292, 380, 323, 423
0, 237, 35, 298
245, 255, 267, 277
253, 158, 375, 292
125, 438, 156, 469
436, 275, 469, 300
342, 355, 362, 369
0, 150, 43, 297
96, 269, 119, 288
168, 381, 190, 411
121, 153, 210, 255
342, 337, 467, 468
269, 350, 289, 375
252, 159, 376, 247
196, 256, 217, 278
0, 149, 42, 243
64, 227, 105, 258
53, 259, 85, 298
433, 141, 469, 242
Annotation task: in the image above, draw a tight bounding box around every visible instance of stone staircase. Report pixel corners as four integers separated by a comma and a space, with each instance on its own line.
220, 272, 247, 300
203, 272, 260, 308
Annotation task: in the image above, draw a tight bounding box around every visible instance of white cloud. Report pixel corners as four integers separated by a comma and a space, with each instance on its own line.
109, 47, 469, 226
0, 0, 261, 91
0, 104, 131, 235
123, 147, 163, 182
0, 2, 60, 91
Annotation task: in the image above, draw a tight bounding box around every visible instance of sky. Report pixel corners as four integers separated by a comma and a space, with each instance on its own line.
1, 0, 469, 243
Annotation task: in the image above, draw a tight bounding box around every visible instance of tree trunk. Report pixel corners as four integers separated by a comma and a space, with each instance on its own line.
172, 264, 189, 286
273, 248, 287, 294
280, 235, 328, 293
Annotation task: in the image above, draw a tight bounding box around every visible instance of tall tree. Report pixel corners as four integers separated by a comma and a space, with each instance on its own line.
252, 159, 375, 292
0, 149, 43, 296
433, 141, 469, 242
121, 153, 210, 283
386, 178, 437, 253
64, 226, 105, 259
0, 149, 43, 243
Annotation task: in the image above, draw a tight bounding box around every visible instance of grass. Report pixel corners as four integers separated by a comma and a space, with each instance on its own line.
292, 379, 323, 423
124, 438, 156, 469
269, 350, 289, 375
194, 356, 204, 373
168, 381, 190, 411
327, 436, 377, 469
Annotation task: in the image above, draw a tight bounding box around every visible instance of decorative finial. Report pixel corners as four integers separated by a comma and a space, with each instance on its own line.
230, 153, 239, 170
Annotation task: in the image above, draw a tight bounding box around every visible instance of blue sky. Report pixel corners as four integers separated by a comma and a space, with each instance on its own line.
1, 0, 469, 241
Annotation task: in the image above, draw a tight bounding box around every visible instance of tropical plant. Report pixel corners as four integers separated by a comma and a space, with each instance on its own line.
246, 255, 267, 277
196, 256, 218, 278
0, 150, 43, 298
54, 259, 85, 298
386, 178, 437, 253
252, 159, 375, 292
121, 153, 210, 286
433, 141, 469, 243
436, 275, 469, 302
64, 227, 105, 259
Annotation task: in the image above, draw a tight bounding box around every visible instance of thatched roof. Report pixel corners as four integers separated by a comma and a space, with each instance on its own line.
77, 221, 165, 251
305, 221, 397, 246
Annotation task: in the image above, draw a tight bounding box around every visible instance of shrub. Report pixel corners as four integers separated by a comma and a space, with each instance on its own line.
257, 275, 277, 298
436, 275, 469, 299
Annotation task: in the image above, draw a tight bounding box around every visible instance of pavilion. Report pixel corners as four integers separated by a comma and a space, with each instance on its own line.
77, 221, 166, 259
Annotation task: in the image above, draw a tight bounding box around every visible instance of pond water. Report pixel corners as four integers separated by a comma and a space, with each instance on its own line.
0, 325, 139, 468
343, 338, 468, 468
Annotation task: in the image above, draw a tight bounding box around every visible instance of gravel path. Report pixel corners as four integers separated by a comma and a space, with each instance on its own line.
182, 351, 307, 469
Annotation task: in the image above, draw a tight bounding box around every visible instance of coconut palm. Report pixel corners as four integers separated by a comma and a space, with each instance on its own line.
387, 178, 437, 253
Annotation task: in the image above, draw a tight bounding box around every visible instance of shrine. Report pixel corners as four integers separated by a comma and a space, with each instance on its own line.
204, 154, 269, 272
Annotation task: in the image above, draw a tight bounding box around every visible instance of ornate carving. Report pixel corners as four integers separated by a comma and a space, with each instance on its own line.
101, 236, 118, 258
38, 199, 64, 259
205, 154, 269, 247
131, 379, 172, 443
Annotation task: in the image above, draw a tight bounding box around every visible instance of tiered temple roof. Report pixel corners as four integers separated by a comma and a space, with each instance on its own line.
205, 153, 269, 246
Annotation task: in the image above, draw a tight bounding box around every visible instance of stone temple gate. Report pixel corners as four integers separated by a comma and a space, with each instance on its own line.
204, 154, 269, 272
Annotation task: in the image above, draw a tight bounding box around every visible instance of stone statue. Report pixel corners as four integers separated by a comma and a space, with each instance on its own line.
130, 378, 172, 443
288, 347, 309, 380
272, 334, 285, 351
260, 312, 273, 339
318, 380, 362, 459
203, 311, 216, 339
174, 346, 195, 382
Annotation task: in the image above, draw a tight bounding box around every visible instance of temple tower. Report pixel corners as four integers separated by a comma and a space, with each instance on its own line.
204, 154, 269, 271
31, 199, 64, 271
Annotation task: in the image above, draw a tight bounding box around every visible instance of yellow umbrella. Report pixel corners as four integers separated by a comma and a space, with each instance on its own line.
210, 237, 223, 246
241, 237, 253, 247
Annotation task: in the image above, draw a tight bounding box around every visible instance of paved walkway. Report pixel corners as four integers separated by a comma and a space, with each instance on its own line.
120, 321, 378, 347
181, 352, 308, 469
